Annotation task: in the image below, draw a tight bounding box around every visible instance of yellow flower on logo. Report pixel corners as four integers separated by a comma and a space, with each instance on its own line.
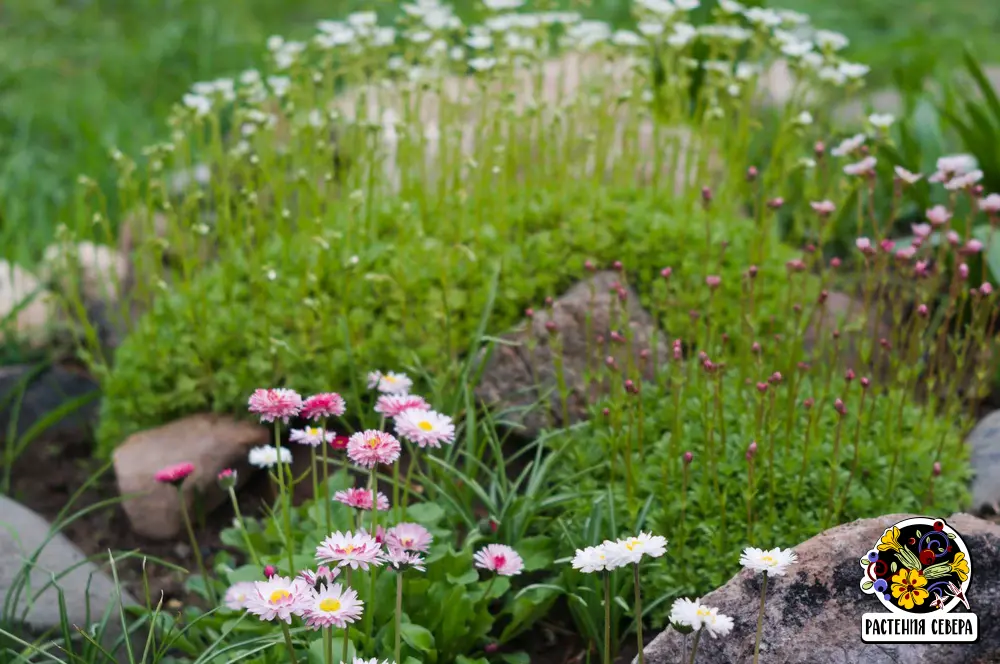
878, 527, 901, 552
891, 568, 929, 610
949, 552, 969, 582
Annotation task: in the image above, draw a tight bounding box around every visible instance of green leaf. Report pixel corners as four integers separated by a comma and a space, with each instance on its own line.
861, 558, 870, 566
446, 569, 480, 586
515, 536, 555, 572
227, 564, 262, 583
501, 653, 530, 664
407, 502, 446, 526
862, 581, 874, 591
891, 561, 898, 573
401, 623, 436, 653
456, 657, 489, 664
499, 587, 559, 643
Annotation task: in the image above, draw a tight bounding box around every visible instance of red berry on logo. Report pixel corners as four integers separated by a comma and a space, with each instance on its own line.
933, 521, 944, 531
919, 549, 935, 565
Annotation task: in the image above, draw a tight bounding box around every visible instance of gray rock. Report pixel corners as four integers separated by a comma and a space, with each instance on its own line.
0, 495, 137, 643
475, 271, 667, 437
0, 364, 99, 444
640, 512, 1000, 664
968, 411, 1000, 513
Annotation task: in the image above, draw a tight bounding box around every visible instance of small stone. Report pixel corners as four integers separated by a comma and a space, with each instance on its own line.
113, 414, 269, 540
968, 411, 1000, 513
0, 260, 58, 348
40, 241, 129, 303
640, 513, 1000, 664
0, 365, 99, 445
0, 496, 137, 643
475, 271, 667, 438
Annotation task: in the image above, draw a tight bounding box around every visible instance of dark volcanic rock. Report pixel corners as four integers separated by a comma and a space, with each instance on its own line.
0, 364, 99, 444
475, 271, 667, 438
641, 513, 1000, 664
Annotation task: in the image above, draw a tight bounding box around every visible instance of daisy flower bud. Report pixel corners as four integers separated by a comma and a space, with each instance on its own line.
746, 441, 758, 459
803, 398, 814, 410
248, 388, 303, 423
767, 197, 784, 210
830, 257, 841, 269
660, 267, 673, 279
330, 435, 349, 450
756, 382, 768, 394
959, 263, 969, 280
394, 409, 455, 448
346, 430, 401, 467
545, 320, 558, 335
525, 307, 534, 318
747, 265, 758, 278
683, 451, 693, 465
154, 462, 194, 487
739, 546, 798, 576
981, 283, 994, 296
834, 398, 846, 415
301, 392, 346, 420
705, 275, 721, 289
746, 166, 758, 181
584, 259, 596, 272
613, 260, 624, 272
263, 564, 278, 579
217, 468, 237, 490
845, 369, 855, 382
810, 200, 835, 216
861, 377, 870, 389
933, 462, 942, 477
917, 304, 929, 317
474, 544, 524, 576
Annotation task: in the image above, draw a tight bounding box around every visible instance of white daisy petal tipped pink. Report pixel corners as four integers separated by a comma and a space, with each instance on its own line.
302, 582, 364, 629
474, 544, 524, 576
394, 409, 455, 448
386, 522, 433, 552
383, 547, 427, 571
245, 576, 308, 623
739, 546, 798, 576
605, 532, 667, 567
316, 531, 383, 570
289, 426, 335, 447
346, 430, 402, 468
248, 388, 303, 423
223, 581, 256, 610
334, 488, 390, 511
368, 370, 413, 394
374, 394, 430, 417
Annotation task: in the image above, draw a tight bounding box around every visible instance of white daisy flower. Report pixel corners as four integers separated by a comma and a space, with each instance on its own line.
483, 0, 523, 9
843, 156, 877, 176
868, 113, 895, 129
830, 133, 866, 157
815, 29, 849, 51
739, 546, 798, 576
394, 409, 456, 448
245, 576, 308, 623
605, 532, 667, 567
368, 371, 413, 394
669, 597, 706, 629
248, 445, 293, 468
571, 545, 613, 573
289, 426, 335, 447
468, 57, 497, 72
703, 607, 734, 638
895, 166, 922, 184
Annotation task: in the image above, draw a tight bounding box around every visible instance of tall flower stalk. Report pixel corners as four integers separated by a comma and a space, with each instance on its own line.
740, 546, 798, 664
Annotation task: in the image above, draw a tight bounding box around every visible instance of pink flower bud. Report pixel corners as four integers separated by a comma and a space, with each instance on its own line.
860, 377, 870, 389
525, 307, 534, 318
545, 320, 558, 334
917, 303, 929, 317
706, 275, 721, 289
264, 565, 278, 579
982, 282, 994, 296
683, 451, 693, 465
932, 462, 941, 477
660, 267, 673, 279
769, 371, 783, 384
830, 257, 842, 269
814, 141, 826, 157
613, 260, 624, 272
747, 265, 759, 278
845, 369, 855, 382
834, 398, 846, 415
803, 398, 814, 410
640, 349, 650, 360
964, 239, 984, 254
545, 296, 554, 306
756, 382, 768, 394
485, 643, 500, 654
947, 231, 961, 246
959, 263, 969, 280
217, 468, 237, 490
584, 259, 595, 272
767, 197, 785, 210
602, 407, 610, 417
751, 342, 761, 353
701, 187, 713, 204
746, 441, 758, 460
746, 166, 759, 181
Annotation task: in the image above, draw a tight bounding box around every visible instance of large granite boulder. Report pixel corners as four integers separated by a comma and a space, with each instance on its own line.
641, 513, 1000, 664
968, 411, 1000, 514
476, 271, 667, 438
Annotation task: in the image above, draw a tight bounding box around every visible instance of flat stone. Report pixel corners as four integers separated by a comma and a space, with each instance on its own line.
641, 512, 1000, 664
969, 411, 1000, 513
475, 271, 666, 438
113, 413, 269, 540
40, 240, 129, 304
0, 495, 137, 637
0, 364, 99, 445
0, 260, 58, 348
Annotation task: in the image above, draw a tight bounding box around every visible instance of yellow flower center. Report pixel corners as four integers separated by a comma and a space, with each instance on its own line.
269, 590, 292, 603
418, 421, 433, 431
762, 555, 775, 565
384, 375, 397, 383
696, 607, 711, 616
308, 427, 320, 436
342, 544, 355, 554
625, 539, 640, 551
319, 598, 342, 612
402, 538, 413, 547
368, 438, 379, 448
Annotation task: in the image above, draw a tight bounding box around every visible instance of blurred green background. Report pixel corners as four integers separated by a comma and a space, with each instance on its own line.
1, 0, 999, 264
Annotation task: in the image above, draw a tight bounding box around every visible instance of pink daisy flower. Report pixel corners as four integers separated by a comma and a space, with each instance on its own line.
302, 583, 364, 629
386, 523, 433, 553
301, 393, 346, 420
316, 531, 383, 570
154, 462, 194, 486
383, 547, 426, 571
474, 544, 524, 576
334, 488, 390, 511
298, 565, 341, 588
245, 576, 308, 623
346, 430, 401, 468
374, 394, 430, 417
248, 388, 303, 423
394, 409, 455, 448
223, 581, 256, 610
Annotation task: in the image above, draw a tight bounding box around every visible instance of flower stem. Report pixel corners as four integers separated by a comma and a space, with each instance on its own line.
395, 572, 403, 664
273, 421, 296, 575
366, 468, 378, 639
324, 626, 333, 664
310, 447, 320, 515
280, 621, 299, 664
227, 486, 261, 567
178, 486, 216, 605
687, 627, 703, 664
753, 574, 769, 664
633, 563, 645, 664
342, 570, 352, 663
603, 570, 612, 664
483, 574, 497, 601
321, 434, 332, 533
